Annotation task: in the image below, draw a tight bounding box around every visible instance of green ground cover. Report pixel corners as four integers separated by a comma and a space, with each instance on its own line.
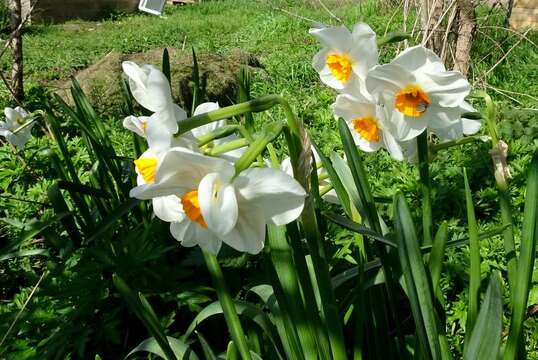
1, 0, 537, 358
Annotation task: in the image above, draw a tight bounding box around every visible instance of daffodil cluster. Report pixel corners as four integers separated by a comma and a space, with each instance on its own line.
310, 23, 481, 161
0, 107, 35, 149
122, 62, 306, 255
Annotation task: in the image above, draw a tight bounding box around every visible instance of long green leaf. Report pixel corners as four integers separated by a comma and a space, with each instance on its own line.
113, 274, 177, 360
429, 222, 448, 297
195, 331, 217, 360
162, 48, 171, 84
47, 182, 82, 246
394, 193, 443, 359
0, 249, 50, 262
504, 154, 538, 359
323, 212, 396, 247
463, 272, 502, 359
311, 143, 351, 216
86, 198, 140, 242
266, 224, 318, 359
126, 336, 198, 360
463, 168, 481, 339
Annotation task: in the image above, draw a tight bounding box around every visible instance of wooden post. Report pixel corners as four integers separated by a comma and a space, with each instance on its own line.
453, 0, 476, 76
10, 0, 24, 101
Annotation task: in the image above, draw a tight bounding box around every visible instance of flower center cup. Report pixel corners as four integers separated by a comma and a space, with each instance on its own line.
352, 117, 381, 142
140, 121, 148, 133
181, 190, 207, 228
326, 53, 353, 83
395, 84, 430, 117
134, 157, 158, 183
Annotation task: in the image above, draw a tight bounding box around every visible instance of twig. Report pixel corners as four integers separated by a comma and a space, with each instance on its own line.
0, 67, 23, 106
0, 271, 47, 348
475, 28, 508, 64
0, 0, 39, 104
272, 7, 319, 24
440, 5, 458, 62
403, 0, 410, 48
0, 194, 49, 206
422, 0, 457, 46
316, 0, 342, 23
479, 83, 523, 105
480, 25, 538, 50
0, 0, 38, 60
384, 0, 405, 36
483, 29, 531, 78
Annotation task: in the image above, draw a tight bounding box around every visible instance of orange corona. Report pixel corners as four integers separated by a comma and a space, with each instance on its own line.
326, 53, 353, 83
352, 117, 381, 142
181, 190, 207, 228
395, 84, 430, 117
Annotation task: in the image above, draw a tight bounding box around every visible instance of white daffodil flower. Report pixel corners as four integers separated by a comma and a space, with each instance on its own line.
124, 108, 198, 153
332, 93, 404, 161
310, 23, 378, 94
191, 102, 246, 161
281, 146, 339, 204
0, 107, 35, 149
429, 101, 481, 141
123, 115, 150, 138
130, 148, 306, 255
133, 148, 184, 223
366, 45, 471, 141
122, 61, 180, 133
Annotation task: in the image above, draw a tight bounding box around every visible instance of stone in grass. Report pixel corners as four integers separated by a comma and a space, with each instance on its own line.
55, 48, 262, 116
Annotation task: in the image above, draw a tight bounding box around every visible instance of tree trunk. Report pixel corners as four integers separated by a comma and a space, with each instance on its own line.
421, 0, 446, 55
453, 0, 476, 77
10, 0, 24, 101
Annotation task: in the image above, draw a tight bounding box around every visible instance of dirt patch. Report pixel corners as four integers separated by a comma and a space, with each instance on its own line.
53, 48, 262, 116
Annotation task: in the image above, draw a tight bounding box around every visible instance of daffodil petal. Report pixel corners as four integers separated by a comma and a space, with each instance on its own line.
424, 71, 471, 108
123, 115, 148, 138
309, 25, 352, 51
152, 195, 185, 223
220, 204, 266, 254
145, 114, 173, 152
462, 118, 481, 135
170, 220, 222, 254
382, 128, 404, 161
392, 45, 446, 74
366, 63, 415, 99
155, 148, 235, 190
170, 220, 197, 246
198, 172, 238, 236
234, 168, 306, 226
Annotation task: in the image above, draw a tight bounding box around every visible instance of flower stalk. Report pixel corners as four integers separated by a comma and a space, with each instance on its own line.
202, 250, 252, 360
203, 137, 249, 157
417, 131, 433, 245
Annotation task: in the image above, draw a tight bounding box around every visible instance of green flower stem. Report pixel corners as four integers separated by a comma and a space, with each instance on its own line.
203, 138, 249, 156
234, 122, 283, 174
417, 131, 433, 245
176, 95, 281, 136
197, 125, 240, 146
202, 250, 252, 360
430, 135, 489, 154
